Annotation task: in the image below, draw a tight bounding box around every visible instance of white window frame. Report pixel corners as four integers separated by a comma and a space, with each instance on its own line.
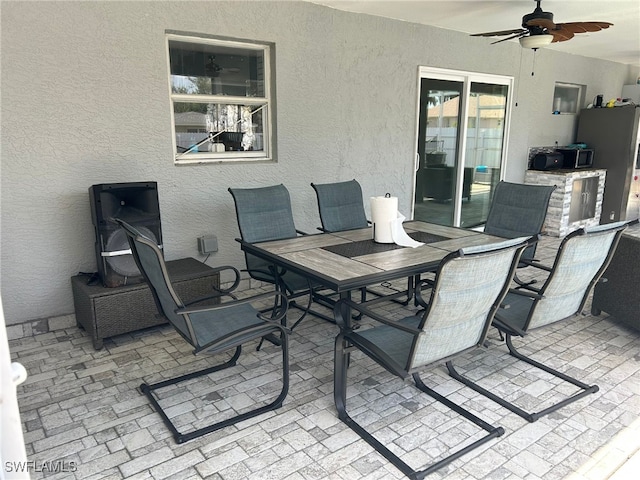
166, 33, 275, 165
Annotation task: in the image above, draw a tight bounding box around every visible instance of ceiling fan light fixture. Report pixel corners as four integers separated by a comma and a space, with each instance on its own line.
519, 34, 554, 49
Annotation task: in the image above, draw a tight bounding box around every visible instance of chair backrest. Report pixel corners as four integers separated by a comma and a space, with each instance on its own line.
115, 219, 195, 344
409, 237, 529, 369
525, 221, 627, 331
484, 181, 555, 262
311, 179, 369, 232
228, 184, 298, 243
228, 184, 299, 285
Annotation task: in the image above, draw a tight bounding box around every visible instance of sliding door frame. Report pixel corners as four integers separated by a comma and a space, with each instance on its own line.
413, 66, 514, 226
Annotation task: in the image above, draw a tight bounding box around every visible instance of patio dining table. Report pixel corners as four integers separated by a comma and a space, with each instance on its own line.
239, 221, 507, 323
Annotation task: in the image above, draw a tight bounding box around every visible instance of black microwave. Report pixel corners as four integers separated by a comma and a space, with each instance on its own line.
557, 148, 594, 169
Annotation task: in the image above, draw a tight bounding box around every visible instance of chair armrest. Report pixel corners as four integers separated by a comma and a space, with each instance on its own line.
519, 258, 553, 272
505, 288, 543, 300
182, 265, 242, 306
184, 265, 240, 305
495, 289, 542, 326
513, 282, 543, 294
334, 299, 422, 335
207, 264, 241, 293
317, 222, 371, 232
492, 317, 527, 337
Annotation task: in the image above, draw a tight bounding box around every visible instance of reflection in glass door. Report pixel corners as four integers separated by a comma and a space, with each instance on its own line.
413, 68, 512, 227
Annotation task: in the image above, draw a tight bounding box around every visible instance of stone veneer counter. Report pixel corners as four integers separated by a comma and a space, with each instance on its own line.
525, 169, 607, 237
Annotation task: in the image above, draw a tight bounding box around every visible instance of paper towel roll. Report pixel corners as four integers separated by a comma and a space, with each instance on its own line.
371, 194, 398, 243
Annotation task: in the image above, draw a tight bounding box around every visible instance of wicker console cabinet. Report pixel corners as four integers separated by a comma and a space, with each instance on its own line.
591, 233, 640, 332
71, 257, 219, 349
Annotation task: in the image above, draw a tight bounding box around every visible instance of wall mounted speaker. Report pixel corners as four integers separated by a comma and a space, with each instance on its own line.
89, 182, 162, 287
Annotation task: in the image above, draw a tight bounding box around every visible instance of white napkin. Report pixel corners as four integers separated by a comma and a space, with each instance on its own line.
391, 213, 424, 248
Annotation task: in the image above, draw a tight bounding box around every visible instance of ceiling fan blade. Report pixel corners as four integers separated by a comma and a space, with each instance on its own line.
491, 32, 528, 45
555, 21, 613, 34
471, 28, 527, 38
550, 28, 575, 42
525, 18, 556, 30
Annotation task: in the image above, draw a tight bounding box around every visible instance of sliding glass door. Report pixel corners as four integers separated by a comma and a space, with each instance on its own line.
413, 68, 512, 227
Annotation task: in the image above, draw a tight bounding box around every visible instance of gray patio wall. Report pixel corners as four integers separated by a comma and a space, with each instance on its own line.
0, 1, 633, 324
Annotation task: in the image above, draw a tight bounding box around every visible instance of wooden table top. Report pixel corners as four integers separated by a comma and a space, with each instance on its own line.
240, 221, 505, 292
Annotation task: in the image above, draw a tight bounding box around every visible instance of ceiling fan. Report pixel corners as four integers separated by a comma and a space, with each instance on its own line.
471, 0, 613, 49
206, 55, 240, 77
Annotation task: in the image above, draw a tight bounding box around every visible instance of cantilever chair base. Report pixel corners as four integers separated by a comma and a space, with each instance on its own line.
337, 402, 503, 480
446, 334, 598, 423
335, 334, 505, 479
332, 235, 529, 478
141, 343, 289, 444
447, 222, 629, 423
115, 218, 291, 445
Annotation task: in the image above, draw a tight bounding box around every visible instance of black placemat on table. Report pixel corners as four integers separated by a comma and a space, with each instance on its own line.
323, 231, 449, 258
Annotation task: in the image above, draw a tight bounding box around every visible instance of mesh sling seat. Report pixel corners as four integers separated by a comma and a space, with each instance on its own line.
311, 179, 413, 306
447, 221, 629, 423
115, 219, 290, 444
229, 184, 334, 329
311, 179, 369, 233
333, 236, 529, 479
483, 181, 556, 286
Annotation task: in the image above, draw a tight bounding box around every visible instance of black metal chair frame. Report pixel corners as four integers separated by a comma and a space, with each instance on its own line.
333, 238, 528, 479
483, 180, 556, 288
116, 219, 291, 444
229, 184, 335, 330
447, 222, 629, 423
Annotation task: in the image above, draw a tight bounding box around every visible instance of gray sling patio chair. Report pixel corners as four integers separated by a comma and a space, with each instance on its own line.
448, 221, 629, 423
483, 181, 556, 287
311, 179, 413, 307
115, 219, 290, 444
229, 183, 334, 330
311, 179, 369, 233
333, 236, 529, 479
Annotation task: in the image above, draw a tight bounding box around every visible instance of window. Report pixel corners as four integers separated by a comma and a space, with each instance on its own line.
166, 33, 275, 164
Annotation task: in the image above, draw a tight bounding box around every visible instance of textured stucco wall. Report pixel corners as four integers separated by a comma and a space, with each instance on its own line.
0, 1, 630, 324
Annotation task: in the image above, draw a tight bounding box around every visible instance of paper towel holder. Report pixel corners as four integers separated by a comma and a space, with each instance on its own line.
371, 193, 396, 244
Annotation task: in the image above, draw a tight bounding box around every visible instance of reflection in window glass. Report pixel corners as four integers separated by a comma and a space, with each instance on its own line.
166, 34, 273, 164
414, 71, 511, 228
173, 102, 265, 153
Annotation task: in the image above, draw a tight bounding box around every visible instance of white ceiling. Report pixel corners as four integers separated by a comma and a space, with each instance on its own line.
309, 0, 640, 67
